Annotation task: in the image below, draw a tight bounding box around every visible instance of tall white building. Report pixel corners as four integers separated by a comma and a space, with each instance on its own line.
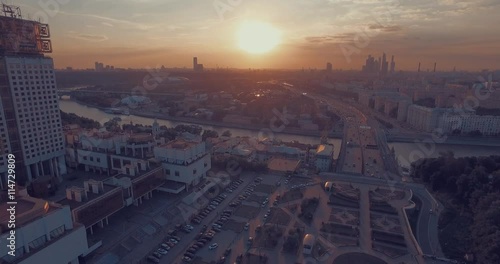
406, 105, 448, 132
154, 139, 211, 190
0, 12, 66, 189
440, 113, 500, 136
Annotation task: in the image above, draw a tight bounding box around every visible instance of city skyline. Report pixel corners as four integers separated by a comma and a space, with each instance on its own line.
14, 0, 500, 71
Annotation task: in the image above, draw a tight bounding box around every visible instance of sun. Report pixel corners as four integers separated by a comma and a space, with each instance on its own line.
237, 21, 281, 54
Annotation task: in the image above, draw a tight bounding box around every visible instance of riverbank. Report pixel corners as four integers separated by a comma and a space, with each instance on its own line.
67, 98, 344, 139
386, 133, 500, 147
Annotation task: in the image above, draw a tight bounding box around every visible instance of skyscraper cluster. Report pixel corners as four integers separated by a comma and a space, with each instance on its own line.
362, 52, 396, 76
95, 61, 115, 71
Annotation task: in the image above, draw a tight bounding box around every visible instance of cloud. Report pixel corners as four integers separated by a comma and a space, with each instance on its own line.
68, 33, 109, 42
368, 24, 402, 32
59, 11, 153, 30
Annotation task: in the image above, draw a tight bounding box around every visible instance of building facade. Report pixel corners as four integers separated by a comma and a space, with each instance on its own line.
0, 194, 89, 264
0, 14, 66, 189
154, 139, 211, 190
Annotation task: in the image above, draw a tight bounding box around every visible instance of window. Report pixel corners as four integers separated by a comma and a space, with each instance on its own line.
166, 169, 170, 175
50, 225, 65, 239
193, 169, 197, 174
96, 157, 100, 162
28, 235, 47, 250
175, 171, 179, 177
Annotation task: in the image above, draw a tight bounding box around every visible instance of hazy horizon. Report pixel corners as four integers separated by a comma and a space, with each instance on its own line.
16, 0, 500, 71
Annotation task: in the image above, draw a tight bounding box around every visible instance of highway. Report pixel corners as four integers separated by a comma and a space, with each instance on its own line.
284, 84, 444, 261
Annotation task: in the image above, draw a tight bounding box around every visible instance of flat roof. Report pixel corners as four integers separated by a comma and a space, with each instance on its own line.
0, 196, 60, 234
58, 183, 120, 210
159, 139, 198, 150
268, 158, 300, 172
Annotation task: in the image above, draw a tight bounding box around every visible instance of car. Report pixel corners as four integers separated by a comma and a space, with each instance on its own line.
161, 243, 171, 250
209, 243, 219, 250
217, 256, 226, 264
263, 214, 268, 219
183, 256, 192, 262
147, 256, 160, 263
190, 244, 199, 250
166, 241, 175, 247
273, 200, 278, 206
157, 248, 168, 255
212, 227, 221, 232
186, 248, 197, 254
169, 238, 178, 244
199, 238, 209, 244
429, 209, 433, 214
184, 252, 195, 258
195, 242, 204, 247
224, 248, 232, 256
244, 223, 249, 230
152, 252, 162, 259
247, 237, 253, 245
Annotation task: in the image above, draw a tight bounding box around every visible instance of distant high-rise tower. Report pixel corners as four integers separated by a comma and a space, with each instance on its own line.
418, 62, 421, 73
326, 62, 332, 72
433, 62, 436, 72
381, 52, 388, 76
0, 5, 66, 188
193, 57, 203, 72
390, 55, 395, 73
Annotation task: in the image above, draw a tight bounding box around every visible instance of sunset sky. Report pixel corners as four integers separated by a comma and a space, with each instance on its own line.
16, 0, 500, 71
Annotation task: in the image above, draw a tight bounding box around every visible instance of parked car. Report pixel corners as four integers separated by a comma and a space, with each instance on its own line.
209, 243, 219, 250
244, 223, 249, 230
161, 243, 170, 250
147, 256, 160, 263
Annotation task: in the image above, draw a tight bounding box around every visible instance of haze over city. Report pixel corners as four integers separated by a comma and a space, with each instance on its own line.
16, 0, 500, 71
1, 1, 500, 264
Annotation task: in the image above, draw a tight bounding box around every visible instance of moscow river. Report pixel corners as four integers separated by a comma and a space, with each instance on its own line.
59, 98, 342, 157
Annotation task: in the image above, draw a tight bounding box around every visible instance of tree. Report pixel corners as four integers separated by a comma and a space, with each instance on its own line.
221, 130, 232, 137
202, 130, 219, 140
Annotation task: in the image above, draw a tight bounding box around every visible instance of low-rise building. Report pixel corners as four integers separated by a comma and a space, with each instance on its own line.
154, 139, 211, 191
0, 192, 89, 264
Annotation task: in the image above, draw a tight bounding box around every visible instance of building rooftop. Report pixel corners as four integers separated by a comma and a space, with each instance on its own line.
316, 144, 334, 156
267, 158, 301, 173
159, 139, 199, 150
58, 182, 120, 211
0, 196, 60, 234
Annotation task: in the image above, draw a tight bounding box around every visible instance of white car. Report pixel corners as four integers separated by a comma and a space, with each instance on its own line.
157, 248, 168, 255
169, 238, 178, 244
208, 243, 219, 250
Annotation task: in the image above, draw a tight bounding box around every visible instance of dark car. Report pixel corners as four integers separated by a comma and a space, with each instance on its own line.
224, 248, 231, 256
184, 252, 195, 259
195, 242, 204, 247
147, 256, 160, 263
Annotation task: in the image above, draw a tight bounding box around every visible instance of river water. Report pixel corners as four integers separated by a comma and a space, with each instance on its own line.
59, 98, 342, 157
